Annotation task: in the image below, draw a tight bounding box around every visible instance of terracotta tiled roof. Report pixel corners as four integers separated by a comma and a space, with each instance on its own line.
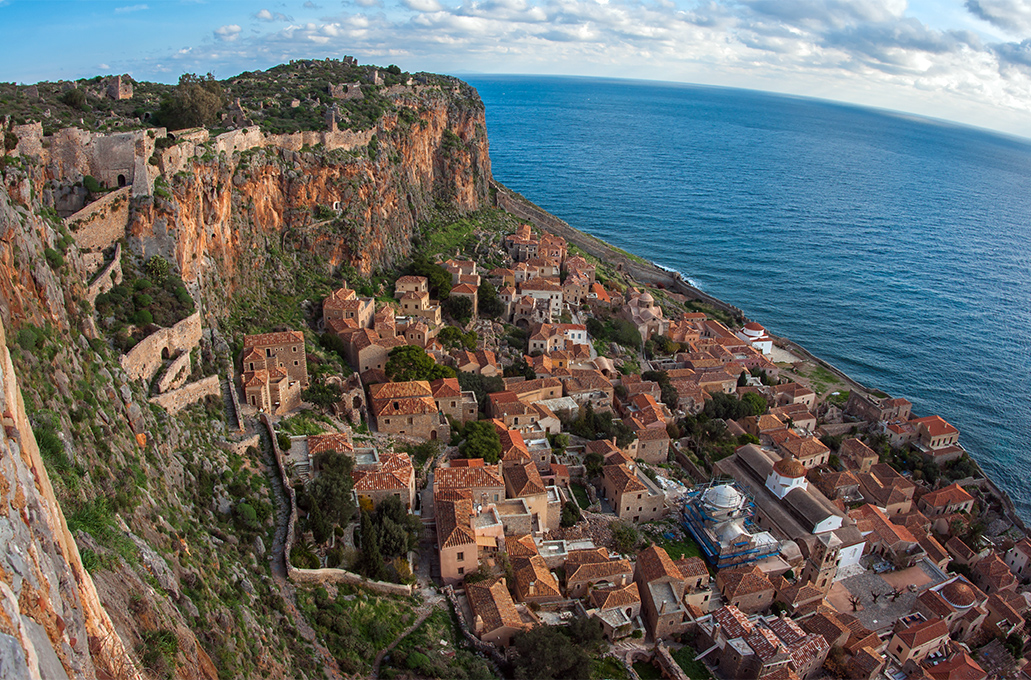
307, 432, 354, 455
974, 553, 1017, 591
779, 436, 830, 461
946, 536, 975, 560
895, 617, 949, 647
565, 548, 610, 567
467, 577, 523, 634
603, 464, 647, 495
244, 330, 304, 347
514, 555, 561, 600
801, 611, 850, 646
430, 377, 463, 398
507, 534, 539, 558
912, 415, 959, 437
635, 427, 670, 442
636, 545, 682, 583
434, 463, 504, 493
719, 565, 774, 599
920, 483, 974, 509
567, 558, 633, 585
590, 582, 640, 610
395, 275, 426, 285
745, 626, 784, 662
451, 283, 478, 295
369, 380, 433, 399
506, 462, 546, 497
924, 652, 985, 680
674, 556, 708, 579
371, 395, 437, 416
435, 496, 475, 548
712, 604, 753, 639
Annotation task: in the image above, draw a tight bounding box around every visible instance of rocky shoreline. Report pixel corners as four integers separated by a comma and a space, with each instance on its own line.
492, 180, 1030, 538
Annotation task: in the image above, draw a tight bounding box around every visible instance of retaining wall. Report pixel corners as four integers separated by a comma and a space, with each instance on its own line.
156, 351, 192, 394
442, 585, 508, 669
148, 375, 220, 415
65, 186, 131, 253
120, 311, 202, 383
85, 242, 123, 305
655, 643, 690, 680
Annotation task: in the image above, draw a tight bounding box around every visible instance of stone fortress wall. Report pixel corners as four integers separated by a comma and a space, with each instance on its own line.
119, 311, 202, 383
148, 375, 221, 415
85, 242, 123, 305
65, 186, 131, 265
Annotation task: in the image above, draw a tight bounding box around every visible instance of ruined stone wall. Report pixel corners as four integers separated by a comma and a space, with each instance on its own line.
441, 585, 507, 670
148, 375, 220, 415
156, 351, 192, 394
65, 187, 130, 254
11, 122, 44, 159
655, 643, 690, 680
119, 312, 202, 383
85, 243, 123, 305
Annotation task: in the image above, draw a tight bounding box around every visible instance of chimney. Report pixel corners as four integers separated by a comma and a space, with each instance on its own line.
529, 581, 536, 596
474, 614, 484, 634
660, 600, 667, 614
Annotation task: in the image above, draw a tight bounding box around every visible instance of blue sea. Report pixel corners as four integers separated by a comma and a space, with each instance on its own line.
465, 74, 1031, 521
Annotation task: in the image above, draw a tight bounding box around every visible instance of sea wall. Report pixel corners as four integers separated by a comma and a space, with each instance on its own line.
148, 375, 220, 415
119, 312, 202, 383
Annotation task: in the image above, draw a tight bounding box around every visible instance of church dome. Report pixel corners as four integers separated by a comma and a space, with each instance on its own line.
703, 484, 743, 510
639, 292, 654, 304
773, 457, 807, 479
941, 581, 976, 608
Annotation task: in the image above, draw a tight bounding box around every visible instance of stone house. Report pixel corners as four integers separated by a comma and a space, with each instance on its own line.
1005, 538, 1031, 579
849, 504, 924, 568
972, 553, 1018, 595
587, 583, 641, 641
241, 330, 308, 414
322, 285, 374, 330
513, 555, 562, 604
518, 278, 563, 318
450, 282, 478, 317
600, 462, 666, 523
771, 382, 816, 408
716, 564, 775, 614
777, 435, 830, 469
564, 549, 633, 599
352, 451, 416, 510
451, 349, 500, 376
675, 556, 713, 610
839, 438, 879, 474
630, 427, 671, 465
467, 577, 528, 647
857, 463, 915, 515
634, 546, 690, 640
913, 578, 988, 643
845, 392, 912, 422
430, 377, 478, 424
886, 617, 949, 665
395, 276, 442, 326
527, 322, 589, 354
504, 462, 548, 531
917, 483, 975, 517
369, 381, 448, 440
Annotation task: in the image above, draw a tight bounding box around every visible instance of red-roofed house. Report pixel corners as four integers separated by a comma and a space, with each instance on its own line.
886, 617, 949, 665
1005, 538, 1031, 579
918, 483, 975, 518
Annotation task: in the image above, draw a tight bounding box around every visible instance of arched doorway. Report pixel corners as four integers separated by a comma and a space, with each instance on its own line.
117, 174, 127, 188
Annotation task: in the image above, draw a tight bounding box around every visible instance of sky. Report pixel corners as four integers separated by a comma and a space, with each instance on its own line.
2, 0, 1031, 136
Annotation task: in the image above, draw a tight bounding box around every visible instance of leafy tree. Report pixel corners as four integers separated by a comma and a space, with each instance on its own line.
438, 325, 476, 350
443, 295, 472, 323
157, 73, 225, 129
741, 391, 767, 416
584, 452, 604, 478
512, 626, 593, 680
478, 280, 504, 318
60, 88, 88, 111
371, 496, 421, 560
3, 131, 17, 154
737, 371, 749, 387
408, 255, 452, 300
306, 452, 356, 543
144, 255, 171, 284
459, 420, 501, 463
385, 345, 455, 382
560, 501, 581, 528
610, 521, 639, 554
457, 371, 504, 412
357, 510, 386, 580
303, 380, 342, 409
504, 357, 536, 380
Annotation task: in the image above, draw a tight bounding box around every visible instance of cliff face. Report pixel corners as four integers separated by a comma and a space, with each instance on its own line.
128, 89, 490, 287
0, 74, 495, 679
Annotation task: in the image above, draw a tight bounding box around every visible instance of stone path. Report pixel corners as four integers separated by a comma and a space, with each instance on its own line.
258, 421, 342, 679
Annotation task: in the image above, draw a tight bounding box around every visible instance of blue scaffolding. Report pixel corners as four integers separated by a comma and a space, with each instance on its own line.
680, 478, 780, 569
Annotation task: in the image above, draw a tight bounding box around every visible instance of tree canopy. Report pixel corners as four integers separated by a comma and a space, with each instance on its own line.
511, 620, 603, 680
303, 452, 356, 543
157, 73, 225, 130
459, 420, 501, 463
385, 345, 455, 382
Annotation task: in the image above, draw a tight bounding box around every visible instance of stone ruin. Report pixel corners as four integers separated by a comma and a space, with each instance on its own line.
102, 75, 133, 101
222, 98, 252, 128
329, 82, 364, 101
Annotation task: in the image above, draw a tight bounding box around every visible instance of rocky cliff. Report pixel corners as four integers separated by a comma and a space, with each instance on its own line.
0, 66, 494, 679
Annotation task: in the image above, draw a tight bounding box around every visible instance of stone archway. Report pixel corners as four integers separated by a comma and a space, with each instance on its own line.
117, 174, 127, 188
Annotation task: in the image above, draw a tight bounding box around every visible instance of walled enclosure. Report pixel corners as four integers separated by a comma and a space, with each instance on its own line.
148, 375, 220, 415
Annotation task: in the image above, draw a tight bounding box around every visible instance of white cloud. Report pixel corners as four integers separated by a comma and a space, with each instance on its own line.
403, 0, 444, 11
256, 8, 293, 21
214, 24, 242, 41
966, 0, 1031, 34
114, 3, 149, 13
98, 63, 111, 70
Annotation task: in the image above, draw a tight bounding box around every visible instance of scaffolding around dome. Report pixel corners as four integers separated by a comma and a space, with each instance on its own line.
681, 477, 781, 569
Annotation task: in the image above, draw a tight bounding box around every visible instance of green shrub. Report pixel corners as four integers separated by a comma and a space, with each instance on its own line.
44, 248, 65, 269
82, 175, 102, 194
133, 309, 153, 325
276, 432, 291, 450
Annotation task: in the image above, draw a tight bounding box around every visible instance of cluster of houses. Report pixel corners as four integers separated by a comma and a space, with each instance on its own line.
240, 221, 1031, 680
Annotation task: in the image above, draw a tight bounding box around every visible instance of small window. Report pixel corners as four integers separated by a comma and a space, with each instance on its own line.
458, 567, 465, 575
457, 552, 464, 561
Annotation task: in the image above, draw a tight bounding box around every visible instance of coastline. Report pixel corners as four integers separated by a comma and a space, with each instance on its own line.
491, 180, 1030, 536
